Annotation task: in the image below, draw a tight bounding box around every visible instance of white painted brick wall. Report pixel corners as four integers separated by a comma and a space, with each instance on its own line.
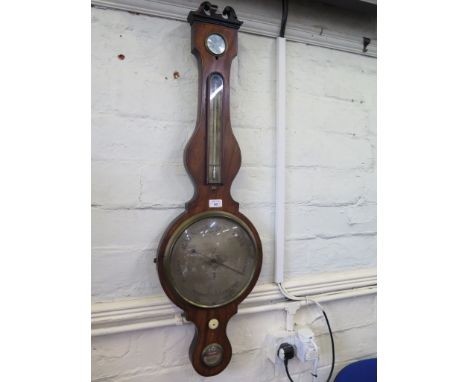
91, 293, 376, 382
91, 4, 376, 381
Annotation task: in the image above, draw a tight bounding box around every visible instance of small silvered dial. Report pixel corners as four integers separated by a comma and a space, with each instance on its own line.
206, 33, 226, 55
202, 343, 223, 367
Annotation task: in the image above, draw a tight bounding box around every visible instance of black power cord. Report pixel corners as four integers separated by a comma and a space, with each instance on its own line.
284, 358, 294, 382
278, 343, 295, 382
322, 310, 335, 382
280, 0, 289, 37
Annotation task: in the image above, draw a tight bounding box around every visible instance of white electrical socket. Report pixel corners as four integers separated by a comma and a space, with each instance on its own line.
295, 326, 319, 362
264, 330, 296, 364
295, 326, 320, 381
264, 327, 319, 378
264, 330, 296, 377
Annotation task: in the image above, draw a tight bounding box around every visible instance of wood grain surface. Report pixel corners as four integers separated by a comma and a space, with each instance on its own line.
156, 2, 262, 376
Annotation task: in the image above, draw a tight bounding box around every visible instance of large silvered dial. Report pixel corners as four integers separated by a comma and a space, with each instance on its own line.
206, 33, 226, 55
164, 212, 258, 307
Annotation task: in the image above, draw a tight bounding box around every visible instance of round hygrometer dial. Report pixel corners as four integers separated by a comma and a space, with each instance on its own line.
206, 33, 226, 55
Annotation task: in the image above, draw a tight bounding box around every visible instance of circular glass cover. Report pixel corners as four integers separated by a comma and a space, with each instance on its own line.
202, 343, 223, 367
206, 34, 226, 55
165, 214, 258, 307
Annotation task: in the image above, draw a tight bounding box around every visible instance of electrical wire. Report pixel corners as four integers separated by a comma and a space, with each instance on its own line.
280, 0, 289, 37
284, 358, 294, 382
277, 282, 336, 382
322, 310, 335, 382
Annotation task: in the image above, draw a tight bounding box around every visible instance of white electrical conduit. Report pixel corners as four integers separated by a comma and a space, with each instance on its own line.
274, 35, 336, 382
274, 36, 321, 305
274, 36, 306, 303
275, 36, 287, 286
91, 286, 375, 336
274, 33, 326, 337
274, 35, 313, 320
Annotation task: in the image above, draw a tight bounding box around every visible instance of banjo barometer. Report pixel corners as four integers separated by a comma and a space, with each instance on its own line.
155, 2, 263, 377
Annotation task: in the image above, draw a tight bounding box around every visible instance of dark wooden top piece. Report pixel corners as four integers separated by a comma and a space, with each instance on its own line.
187, 1, 243, 29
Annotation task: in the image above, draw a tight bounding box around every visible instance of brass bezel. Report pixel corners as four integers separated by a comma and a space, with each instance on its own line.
163, 211, 259, 308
